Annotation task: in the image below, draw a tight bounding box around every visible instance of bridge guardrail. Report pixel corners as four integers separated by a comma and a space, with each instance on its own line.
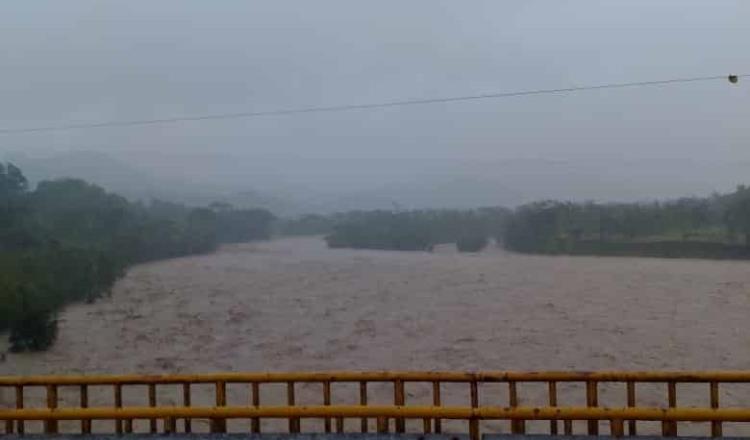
2, 371, 748, 439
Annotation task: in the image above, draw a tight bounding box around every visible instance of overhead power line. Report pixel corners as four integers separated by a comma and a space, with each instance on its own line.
0, 73, 745, 135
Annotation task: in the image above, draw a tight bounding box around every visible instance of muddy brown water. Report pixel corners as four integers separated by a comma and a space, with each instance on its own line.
3, 237, 750, 435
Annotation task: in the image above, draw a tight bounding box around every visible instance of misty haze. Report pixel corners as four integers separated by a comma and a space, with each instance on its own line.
2, 1, 750, 438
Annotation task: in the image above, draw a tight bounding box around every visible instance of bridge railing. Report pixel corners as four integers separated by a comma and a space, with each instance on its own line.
2, 371, 750, 439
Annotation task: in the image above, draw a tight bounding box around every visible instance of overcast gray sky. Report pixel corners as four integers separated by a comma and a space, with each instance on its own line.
1, 1, 749, 208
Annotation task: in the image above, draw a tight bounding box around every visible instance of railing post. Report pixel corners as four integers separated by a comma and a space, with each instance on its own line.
44, 384, 58, 434
509, 381, 525, 434
211, 381, 227, 433
287, 381, 300, 433
4, 387, 13, 434
45, 384, 58, 434
251, 382, 260, 434
433, 381, 442, 433
183, 382, 192, 433
360, 381, 368, 433
336, 415, 345, 433
548, 381, 558, 435
147, 383, 159, 433
422, 416, 431, 434
121, 383, 133, 433
586, 380, 599, 435
711, 381, 722, 437
164, 416, 176, 434
377, 417, 389, 433
564, 419, 573, 435
611, 419, 625, 437
662, 381, 677, 436
15, 385, 24, 435
394, 379, 405, 433
627, 381, 637, 436
469, 380, 480, 440
323, 381, 332, 433
81, 384, 91, 434
114, 384, 123, 434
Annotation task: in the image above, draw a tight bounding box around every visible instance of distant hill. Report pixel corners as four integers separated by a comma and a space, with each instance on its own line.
3, 151, 299, 215
297, 157, 750, 213
6, 151, 158, 200
318, 175, 523, 212
6, 151, 746, 217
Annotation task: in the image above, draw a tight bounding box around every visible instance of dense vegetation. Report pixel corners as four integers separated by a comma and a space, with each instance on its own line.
323, 208, 509, 251
456, 233, 489, 253
502, 187, 750, 258
277, 214, 334, 236
0, 163, 274, 352
314, 186, 750, 260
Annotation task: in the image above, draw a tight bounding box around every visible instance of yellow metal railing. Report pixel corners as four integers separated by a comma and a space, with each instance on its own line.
2, 371, 750, 438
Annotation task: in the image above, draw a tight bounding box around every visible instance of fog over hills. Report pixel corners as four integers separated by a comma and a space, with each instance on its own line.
5, 150, 749, 216
2, 1, 748, 218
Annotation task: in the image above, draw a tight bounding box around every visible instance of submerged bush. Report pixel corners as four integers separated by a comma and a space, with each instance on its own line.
324, 208, 509, 252
9, 305, 58, 352
456, 234, 489, 252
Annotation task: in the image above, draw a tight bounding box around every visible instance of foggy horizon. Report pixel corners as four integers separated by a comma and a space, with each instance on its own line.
2, 1, 750, 213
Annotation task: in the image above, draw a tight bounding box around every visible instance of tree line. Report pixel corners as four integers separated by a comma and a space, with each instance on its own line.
288, 186, 750, 259
319, 208, 510, 252
0, 163, 274, 352
503, 187, 750, 258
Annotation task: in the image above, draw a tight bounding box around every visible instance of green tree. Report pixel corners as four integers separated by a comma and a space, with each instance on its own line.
0, 164, 276, 351
725, 186, 750, 246
8, 285, 58, 352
